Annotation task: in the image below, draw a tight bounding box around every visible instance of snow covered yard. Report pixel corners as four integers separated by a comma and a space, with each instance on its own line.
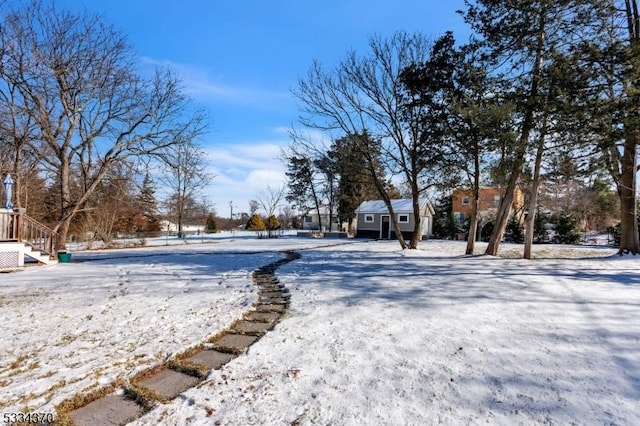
1, 237, 639, 425
0, 235, 331, 416
133, 240, 640, 425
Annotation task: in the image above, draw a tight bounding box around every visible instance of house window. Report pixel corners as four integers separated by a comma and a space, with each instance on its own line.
304, 216, 313, 223
398, 214, 409, 223
364, 214, 374, 223
454, 212, 466, 223
461, 196, 470, 205
494, 195, 501, 205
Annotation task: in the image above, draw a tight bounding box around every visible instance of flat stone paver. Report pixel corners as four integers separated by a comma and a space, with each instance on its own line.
245, 311, 281, 322
260, 291, 286, 298
214, 333, 258, 353
255, 304, 286, 313
136, 369, 201, 401
232, 320, 274, 334
259, 296, 288, 305
258, 284, 284, 290
70, 394, 144, 426
186, 350, 235, 370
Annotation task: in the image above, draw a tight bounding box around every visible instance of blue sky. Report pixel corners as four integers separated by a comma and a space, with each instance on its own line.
58, 0, 469, 216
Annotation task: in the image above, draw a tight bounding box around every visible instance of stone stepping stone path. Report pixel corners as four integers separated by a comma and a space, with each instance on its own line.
61, 251, 300, 426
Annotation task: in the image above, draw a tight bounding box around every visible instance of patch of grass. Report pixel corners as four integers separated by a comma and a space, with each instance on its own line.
45, 380, 67, 396
126, 381, 165, 406
167, 359, 209, 379
37, 369, 56, 379
10, 354, 28, 370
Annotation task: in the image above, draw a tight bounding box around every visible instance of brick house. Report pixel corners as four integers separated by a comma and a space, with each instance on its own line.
452, 187, 524, 222
451, 187, 524, 239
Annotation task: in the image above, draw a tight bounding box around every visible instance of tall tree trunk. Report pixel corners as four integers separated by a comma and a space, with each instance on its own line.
466, 194, 479, 255
618, 134, 640, 253
358, 136, 407, 249
466, 146, 481, 255
55, 157, 73, 250
619, 0, 640, 254
13, 143, 22, 209
486, 8, 547, 256
410, 205, 422, 248
57, 218, 72, 252
410, 181, 422, 249
523, 116, 548, 259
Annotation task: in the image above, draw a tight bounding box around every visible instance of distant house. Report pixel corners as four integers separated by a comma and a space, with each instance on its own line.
159, 220, 204, 235
301, 208, 342, 232
451, 187, 524, 223
355, 198, 434, 240
451, 187, 525, 240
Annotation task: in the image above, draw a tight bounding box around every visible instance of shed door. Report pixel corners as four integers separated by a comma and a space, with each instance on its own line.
381, 215, 390, 239
421, 216, 429, 238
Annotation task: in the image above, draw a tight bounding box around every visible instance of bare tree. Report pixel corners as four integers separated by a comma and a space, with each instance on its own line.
249, 199, 260, 215
293, 32, 448, 249
158, 138, 212, 237
256, 185, 286, 238
0, 1, 207, 248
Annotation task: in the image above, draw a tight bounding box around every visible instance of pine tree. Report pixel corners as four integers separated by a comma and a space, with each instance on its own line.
139, 173, 161, 234
206, 213, 218, 233
576, 0, 640, 254
285, 155, 323, 230
330, 134, 384, 233
460, 0, 604, 256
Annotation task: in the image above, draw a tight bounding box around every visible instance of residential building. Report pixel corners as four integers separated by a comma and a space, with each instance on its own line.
355, 198, 434, 240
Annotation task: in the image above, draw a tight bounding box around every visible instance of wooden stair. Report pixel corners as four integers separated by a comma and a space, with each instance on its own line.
1, 209, 58, 270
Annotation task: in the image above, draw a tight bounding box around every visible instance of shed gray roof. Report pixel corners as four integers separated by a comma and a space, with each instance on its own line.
355, 198, 433, 214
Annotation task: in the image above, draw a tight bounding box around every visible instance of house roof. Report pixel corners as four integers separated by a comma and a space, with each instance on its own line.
355, 198, 433, 215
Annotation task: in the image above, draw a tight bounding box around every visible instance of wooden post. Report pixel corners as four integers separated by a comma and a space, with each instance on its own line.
14, 209, 24, 242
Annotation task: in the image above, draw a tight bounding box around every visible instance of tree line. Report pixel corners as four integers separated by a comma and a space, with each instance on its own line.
0, 0, 212, 247
288, 0, 640, 256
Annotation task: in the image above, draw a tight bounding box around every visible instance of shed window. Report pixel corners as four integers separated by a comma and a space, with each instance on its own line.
304, 216, 313, 223
364, 214, 374, 223
461, 196, 470, 205
398, 214, 409, 223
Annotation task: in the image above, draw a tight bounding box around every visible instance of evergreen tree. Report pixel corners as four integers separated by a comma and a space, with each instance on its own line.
245, 213, 266, 237
431, 195, 456, 239
139, 173, 161, 234
330, 134, 384, 232
460, 0, 604, 256
285, 155, 323, 229
504, 216, 524, 244
266, 215, 280, 238
553, 213, 581, 244
568, 0, 640, 254
206, 213, 218, 233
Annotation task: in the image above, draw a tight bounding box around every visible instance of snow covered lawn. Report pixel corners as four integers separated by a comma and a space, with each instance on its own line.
2, 236, 639, 425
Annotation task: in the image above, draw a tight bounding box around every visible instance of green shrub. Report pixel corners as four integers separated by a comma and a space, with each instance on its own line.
206, 213, 218, 233
554, 213, 581, 244
504, 216, 524, 243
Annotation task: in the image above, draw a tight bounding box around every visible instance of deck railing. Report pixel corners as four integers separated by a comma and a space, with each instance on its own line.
0, 210, 58, 257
